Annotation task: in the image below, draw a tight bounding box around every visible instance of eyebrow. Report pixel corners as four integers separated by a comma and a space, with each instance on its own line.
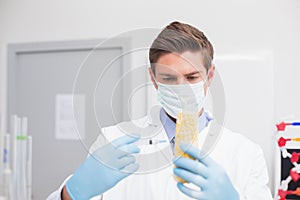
158, 71, 201, 77
158, 73, 177, 77
184, 71, 201, 76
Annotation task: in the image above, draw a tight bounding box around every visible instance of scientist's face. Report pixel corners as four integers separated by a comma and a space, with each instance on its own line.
149, 51, 215, 96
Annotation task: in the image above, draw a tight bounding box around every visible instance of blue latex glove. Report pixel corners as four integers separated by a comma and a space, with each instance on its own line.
173, 143, 239, 200
66, 134, 140, 200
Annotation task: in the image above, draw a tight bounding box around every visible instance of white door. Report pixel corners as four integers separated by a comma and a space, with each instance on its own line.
7, 39, 133, 199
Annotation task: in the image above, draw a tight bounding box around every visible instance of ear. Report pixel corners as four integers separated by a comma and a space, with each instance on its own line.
207, 64, 215, 87
148, 67, 158, 90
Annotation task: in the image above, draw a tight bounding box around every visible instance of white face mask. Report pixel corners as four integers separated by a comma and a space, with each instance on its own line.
156, 81, 206, 119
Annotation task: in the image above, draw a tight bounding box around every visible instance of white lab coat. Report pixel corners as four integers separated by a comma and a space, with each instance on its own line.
47, 108, 273, 200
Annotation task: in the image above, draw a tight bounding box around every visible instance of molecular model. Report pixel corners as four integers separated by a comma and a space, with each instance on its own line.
276, 122, 300, 200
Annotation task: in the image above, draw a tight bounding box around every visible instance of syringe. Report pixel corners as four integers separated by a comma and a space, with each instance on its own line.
136, 139, 167, 146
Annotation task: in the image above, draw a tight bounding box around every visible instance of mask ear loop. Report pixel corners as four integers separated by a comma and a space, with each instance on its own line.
153, 77, 159, 86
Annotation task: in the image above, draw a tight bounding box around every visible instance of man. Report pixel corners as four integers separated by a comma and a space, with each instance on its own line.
47, 21, 273, 200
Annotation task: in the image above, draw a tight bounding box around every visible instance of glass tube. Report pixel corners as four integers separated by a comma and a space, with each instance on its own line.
1, 134, 13, 200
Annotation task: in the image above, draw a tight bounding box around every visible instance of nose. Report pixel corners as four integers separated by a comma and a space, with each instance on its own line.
177, 77, 188, 85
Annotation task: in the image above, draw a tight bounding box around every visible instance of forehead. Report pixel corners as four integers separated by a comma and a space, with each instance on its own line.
155, 51, 206, 75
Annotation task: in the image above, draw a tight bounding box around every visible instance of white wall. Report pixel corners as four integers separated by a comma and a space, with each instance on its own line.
1, 0, 300, 195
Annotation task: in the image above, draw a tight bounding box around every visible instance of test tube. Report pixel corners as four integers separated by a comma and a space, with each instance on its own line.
20, 117, 27, 199
12, 116, 27, 199
174, 111, 199, 183
27, 136, 32, 200
11, 115, 18, 200
2, 134, 13, 200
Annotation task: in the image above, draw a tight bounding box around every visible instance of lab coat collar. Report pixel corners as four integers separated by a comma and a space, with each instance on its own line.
159, 108, 213, 143
144, 106, 217, 151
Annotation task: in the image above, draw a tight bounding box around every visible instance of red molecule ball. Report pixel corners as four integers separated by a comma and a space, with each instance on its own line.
290, 170, 300, 182
278, 189, 287, 200
291, 152, 300, 163
277, 122, 287, 131
278, 137, 291, 147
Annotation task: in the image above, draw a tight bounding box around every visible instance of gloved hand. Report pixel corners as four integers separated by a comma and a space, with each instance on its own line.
65, 134, 140, 200
173, 143, 239, 200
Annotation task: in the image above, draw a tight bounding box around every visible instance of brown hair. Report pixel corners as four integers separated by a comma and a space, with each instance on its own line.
149, 21, 214, 74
